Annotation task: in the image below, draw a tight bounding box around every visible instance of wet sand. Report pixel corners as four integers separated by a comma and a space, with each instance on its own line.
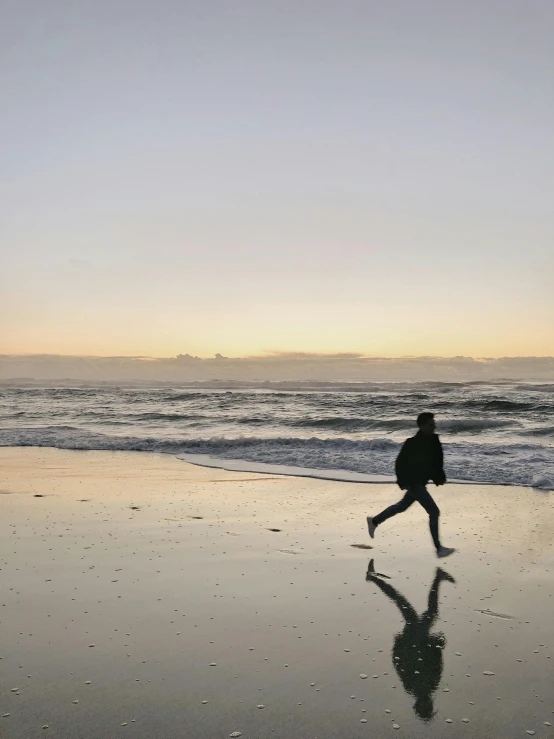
1, 447, 553, 739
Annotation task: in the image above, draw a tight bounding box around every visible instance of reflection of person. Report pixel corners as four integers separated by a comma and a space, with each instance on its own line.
367, 412, 455, 558
366, 559, 455, 721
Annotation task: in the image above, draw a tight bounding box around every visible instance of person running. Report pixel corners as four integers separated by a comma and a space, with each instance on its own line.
366, 412, 455, 558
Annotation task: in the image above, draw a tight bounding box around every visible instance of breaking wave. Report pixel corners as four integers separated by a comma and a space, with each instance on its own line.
292, 417, 516, 433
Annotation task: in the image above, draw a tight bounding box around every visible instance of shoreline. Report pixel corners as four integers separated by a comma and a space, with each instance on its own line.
177, 451, 397, 484
0, 443, 534, 489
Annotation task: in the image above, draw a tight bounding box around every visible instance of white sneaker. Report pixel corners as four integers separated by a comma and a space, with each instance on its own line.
367, 517, 377, 539
436, 546, 456, 559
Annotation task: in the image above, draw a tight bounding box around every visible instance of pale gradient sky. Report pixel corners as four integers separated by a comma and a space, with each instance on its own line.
1, 0, 553, 358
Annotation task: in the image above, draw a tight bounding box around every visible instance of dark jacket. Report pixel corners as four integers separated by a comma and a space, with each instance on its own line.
395, 431, 446, 490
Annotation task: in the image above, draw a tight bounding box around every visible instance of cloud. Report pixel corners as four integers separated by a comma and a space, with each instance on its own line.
1, 353, 553, 383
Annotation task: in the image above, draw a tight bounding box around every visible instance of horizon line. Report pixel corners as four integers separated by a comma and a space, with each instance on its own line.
2, 352, 554, 362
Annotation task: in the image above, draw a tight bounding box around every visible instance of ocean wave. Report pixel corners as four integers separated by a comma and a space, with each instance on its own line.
461, 399, 537, 412
438, 419, 517, 432
0, 426, 398, 452
514, 384, 554, 393
521, 426, 554, 437
292, 417, 516, 433
159, 392, 227, 401
1, 426, 553, 488
292, 417, 414, 431
236, 416, 276, 425
35, 388, 100, 397
130, 412, 208, 421
482, 400, 535, 411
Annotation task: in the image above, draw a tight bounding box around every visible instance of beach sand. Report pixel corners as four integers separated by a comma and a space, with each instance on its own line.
1, 447, 553, 738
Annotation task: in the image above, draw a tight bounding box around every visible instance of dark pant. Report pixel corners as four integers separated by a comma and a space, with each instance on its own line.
373, 484, 441, 550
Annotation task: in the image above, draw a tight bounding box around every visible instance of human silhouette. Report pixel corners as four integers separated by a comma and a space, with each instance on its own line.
367, 412, 455, 558
366, 559, 455, 721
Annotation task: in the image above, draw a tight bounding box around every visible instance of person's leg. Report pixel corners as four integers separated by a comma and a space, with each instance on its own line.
421, 568, 456, 628
410, 484, 441, 550
372, 490, 415, 527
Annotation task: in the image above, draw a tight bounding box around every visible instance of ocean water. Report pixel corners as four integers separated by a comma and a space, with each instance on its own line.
1, 381, 553, 489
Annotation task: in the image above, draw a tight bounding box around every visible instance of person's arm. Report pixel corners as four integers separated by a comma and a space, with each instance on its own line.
368, 575, 419, 624
395, 439, 410, 490
433, 437, 446, 485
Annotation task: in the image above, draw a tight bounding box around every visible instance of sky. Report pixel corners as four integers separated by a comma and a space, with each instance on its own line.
1, 0, 553, 359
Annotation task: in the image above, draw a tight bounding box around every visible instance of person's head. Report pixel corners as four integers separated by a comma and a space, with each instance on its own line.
417, 412, 436, 435
414, 695, 435, 721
